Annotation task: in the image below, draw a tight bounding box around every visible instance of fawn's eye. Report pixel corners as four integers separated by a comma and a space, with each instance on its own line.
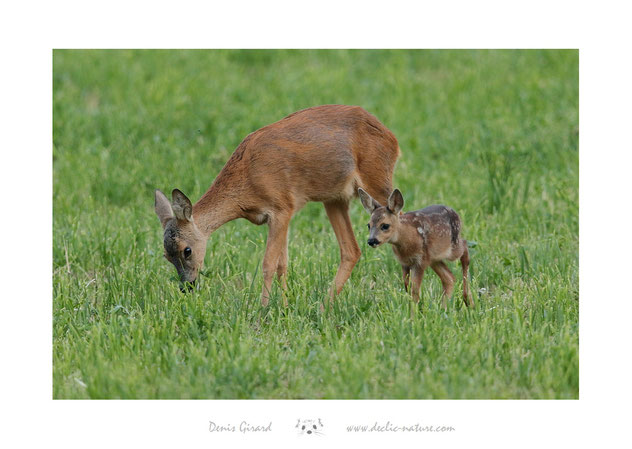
183, 247, 192, 259
302, 425, 305, 430
313, 425, 317, 429
381, 224, 390, 231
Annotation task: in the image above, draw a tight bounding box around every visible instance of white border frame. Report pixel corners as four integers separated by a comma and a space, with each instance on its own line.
3, 1, 631, 447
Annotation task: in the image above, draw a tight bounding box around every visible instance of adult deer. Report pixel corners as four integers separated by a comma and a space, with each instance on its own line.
154, 105, 400, 306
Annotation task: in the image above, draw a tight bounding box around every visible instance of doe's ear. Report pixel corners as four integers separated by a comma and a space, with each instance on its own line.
358, 188, 381, 214
154, 189, 174, 228
171, 189, 193, 222
387, 189, 404, 214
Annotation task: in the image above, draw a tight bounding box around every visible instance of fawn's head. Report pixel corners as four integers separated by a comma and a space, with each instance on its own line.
154, 189, 207, 290
358, 188, 404, 248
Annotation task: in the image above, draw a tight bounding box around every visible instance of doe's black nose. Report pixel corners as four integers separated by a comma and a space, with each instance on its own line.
367, 238, 379, 247
179, 279, 196, 293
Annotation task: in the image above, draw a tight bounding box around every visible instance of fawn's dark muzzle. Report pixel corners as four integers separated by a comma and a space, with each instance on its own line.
367, 238, 380, 247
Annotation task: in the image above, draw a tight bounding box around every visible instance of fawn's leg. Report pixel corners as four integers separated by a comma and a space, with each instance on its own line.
402, 265, 411, 292
324, 200, 362, 303
460, 243, 474, 307
410, 265, 426, 305
431, 261, 455, 311
261, 214, 291, 306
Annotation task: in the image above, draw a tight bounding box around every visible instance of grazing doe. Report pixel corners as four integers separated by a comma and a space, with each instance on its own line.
358, 188, 473, 310
154, 105, 399, 306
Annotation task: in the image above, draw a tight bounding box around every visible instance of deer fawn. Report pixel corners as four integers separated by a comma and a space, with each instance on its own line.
154, 105, 399, 306
358, 188, 474, 310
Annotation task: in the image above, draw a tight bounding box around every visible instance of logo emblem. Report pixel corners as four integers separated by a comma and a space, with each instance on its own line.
296, 418, 324, 436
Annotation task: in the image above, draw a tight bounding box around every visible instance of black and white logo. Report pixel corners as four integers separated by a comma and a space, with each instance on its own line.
296, 418, 324, 436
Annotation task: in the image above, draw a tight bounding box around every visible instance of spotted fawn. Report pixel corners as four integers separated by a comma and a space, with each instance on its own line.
358, 188, 473, 310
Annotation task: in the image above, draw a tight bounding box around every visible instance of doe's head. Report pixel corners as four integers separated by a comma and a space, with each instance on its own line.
358, 188, 404, 248
154, 189, 207, 289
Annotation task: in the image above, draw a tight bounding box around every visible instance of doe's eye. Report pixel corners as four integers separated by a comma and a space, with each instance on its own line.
313, 425, 317, 429
381, 224, 390, 231
183, 247, 192, 259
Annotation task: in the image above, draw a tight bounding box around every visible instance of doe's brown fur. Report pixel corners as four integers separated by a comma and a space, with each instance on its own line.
154, 105, 400, 306
358, 188, 474, 311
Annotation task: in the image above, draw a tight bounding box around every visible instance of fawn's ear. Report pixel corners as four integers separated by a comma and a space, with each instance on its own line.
358, 188, 381, 214
387, 189, 404, 214
171, 189, 193, 222
155, 189, 174, 228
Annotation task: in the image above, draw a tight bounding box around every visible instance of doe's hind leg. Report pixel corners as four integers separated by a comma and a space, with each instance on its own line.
324, 200, 362, 302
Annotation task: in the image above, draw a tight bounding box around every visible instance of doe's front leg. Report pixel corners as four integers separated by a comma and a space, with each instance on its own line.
261, 215, 291, 307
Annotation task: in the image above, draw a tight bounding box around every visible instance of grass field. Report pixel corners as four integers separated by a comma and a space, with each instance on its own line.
53, 50, 578, 399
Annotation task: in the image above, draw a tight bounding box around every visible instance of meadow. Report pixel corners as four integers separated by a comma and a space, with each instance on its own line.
53, 50, 578, 399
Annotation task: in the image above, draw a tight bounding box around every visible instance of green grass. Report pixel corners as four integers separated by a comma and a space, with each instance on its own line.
53, 50, 578, 399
